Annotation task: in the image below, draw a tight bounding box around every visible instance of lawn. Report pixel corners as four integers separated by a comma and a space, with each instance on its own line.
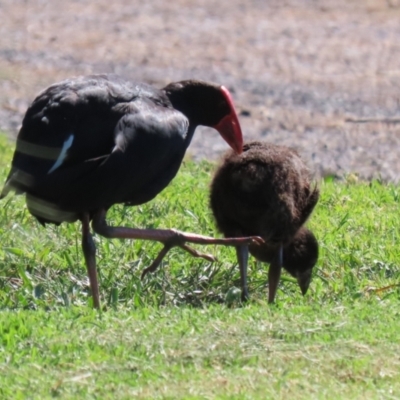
1, 134, 400, 399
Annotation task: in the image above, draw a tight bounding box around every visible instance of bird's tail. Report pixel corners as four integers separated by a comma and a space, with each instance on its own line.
0, 167, 28, 199
298, 183, 319, 227
0, 172, 13, 199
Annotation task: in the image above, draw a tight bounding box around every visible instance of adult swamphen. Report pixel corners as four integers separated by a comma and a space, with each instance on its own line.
1, 74, 262, 308
210, 141, 319, 303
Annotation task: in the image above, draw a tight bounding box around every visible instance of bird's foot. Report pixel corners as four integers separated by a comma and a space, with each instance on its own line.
141, 243, 216, 279
91, 209, 263, 280
140, 231, 263, 279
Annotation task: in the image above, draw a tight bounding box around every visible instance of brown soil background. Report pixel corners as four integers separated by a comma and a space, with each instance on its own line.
1, 0, 400, 181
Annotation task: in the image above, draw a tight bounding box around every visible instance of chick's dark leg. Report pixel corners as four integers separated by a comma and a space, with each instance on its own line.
268, 244, 283, 304
82, 213, 100, 309
236, 245, 250, 301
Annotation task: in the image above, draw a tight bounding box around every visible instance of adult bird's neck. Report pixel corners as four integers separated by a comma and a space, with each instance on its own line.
163, 80, 243, 154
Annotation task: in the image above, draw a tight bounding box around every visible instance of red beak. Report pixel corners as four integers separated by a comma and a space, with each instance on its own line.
212, 86, 243, 154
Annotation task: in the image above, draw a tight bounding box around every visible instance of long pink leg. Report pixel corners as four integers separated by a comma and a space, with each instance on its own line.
92, 210, 263, 245
91, 209, 263, 274
81, 213, 101, 309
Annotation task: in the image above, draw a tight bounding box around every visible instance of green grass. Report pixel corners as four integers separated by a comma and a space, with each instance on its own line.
1, 134, 400, 398
1, 304, 400, 399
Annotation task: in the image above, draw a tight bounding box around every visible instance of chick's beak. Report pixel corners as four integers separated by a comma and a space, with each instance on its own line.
297, 269, 313, 296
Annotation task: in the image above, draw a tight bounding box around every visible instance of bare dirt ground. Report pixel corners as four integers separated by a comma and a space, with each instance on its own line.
1, 0, 400, 181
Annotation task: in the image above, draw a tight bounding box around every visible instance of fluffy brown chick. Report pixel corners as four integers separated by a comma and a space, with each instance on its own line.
210, 141, 319, 302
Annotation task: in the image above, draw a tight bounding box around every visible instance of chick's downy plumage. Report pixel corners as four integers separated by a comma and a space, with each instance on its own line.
210, 141, 319, 302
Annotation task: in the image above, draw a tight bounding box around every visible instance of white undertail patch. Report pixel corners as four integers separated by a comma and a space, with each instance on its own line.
48, 134, 74, 174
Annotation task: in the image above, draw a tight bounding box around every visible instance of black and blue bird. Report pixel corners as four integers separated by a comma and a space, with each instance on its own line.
1, 74, 262, 308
